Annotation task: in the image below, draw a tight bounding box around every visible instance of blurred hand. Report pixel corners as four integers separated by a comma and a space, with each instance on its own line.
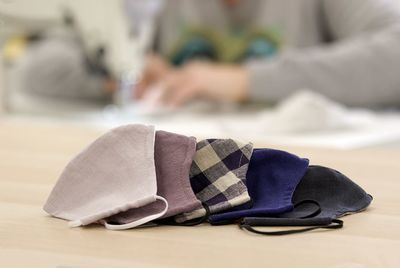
154, 61, 249, 107
134, 53, 171, 99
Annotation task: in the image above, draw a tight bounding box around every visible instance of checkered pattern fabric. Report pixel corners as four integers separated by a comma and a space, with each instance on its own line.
175, 139, 253, 222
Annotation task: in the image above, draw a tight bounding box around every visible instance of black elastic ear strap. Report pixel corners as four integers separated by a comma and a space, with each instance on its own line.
293, 199, 322, 219
210, 199, 321, 226
238, 200, 342, 235
239, 218, 343, 235
209, 199, 255, 226
156, 203, 211, 226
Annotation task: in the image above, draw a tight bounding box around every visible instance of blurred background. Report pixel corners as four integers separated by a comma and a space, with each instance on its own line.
1, 0, 400, 149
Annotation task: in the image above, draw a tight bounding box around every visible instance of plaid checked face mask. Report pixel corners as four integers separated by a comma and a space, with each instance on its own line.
105, 130, 201, 227
175, 139, 253, 223
43, 124, 168, 229
239, 165, 373, 235
209, 148, 309, 224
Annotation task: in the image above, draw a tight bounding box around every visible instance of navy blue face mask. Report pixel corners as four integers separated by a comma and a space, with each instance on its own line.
240, 165, 373, 235
209, 148, 309, 224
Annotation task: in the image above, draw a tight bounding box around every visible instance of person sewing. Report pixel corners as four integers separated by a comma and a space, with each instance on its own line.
134, 0, 400, 108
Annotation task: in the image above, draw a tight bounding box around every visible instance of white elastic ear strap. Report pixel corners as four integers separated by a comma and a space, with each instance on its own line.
69, 220, 83, 228
104, 196, 168, 230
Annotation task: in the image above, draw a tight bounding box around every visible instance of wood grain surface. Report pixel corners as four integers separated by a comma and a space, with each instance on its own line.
1, 121, 399, 268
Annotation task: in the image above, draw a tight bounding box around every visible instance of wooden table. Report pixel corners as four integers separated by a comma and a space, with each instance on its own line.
1, 121, 399, 268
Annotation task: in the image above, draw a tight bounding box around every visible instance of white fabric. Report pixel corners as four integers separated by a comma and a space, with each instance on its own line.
43, 124, 167, 228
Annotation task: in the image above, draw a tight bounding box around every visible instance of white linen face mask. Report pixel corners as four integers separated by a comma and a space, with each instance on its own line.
43, 124, 167, 229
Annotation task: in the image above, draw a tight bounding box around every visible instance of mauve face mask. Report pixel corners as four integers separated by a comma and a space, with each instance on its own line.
240, 165, 373, 235
105, 130, 201, 226
43, 124, 168, 229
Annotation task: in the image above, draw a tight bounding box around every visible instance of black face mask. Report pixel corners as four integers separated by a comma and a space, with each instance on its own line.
240, 165, 373, 235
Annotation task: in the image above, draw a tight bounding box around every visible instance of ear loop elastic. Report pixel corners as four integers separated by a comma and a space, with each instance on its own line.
157, 203, 211, 226
291, 199, 322, 218
210, 199, 320, 226
239, 218, 343, 235
239, 200, 343, 235
103, 196, 169, 230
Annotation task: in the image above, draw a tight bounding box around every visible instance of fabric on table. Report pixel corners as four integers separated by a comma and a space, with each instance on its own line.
175, 139, 253, 223
277, 165, 373, 219
106, 130, 201, 225
209, 148, 309, 224
239, 165, 373, 235
43, 124, 167, 229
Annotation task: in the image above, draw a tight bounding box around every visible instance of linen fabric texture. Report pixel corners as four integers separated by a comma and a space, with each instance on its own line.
43, 124, 168, 229
106, 130, 201, 226
276, 165, 373, 220
240, 165, 373, 234
209, 148, 309, 224
175, 139, 253, 223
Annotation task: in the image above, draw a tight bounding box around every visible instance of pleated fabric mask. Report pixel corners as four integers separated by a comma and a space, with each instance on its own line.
209, 148, 309, 224
105, 130, 202, 228
43, 124, 168, 229
240, 165, 373, 235
175, 139, 254, 223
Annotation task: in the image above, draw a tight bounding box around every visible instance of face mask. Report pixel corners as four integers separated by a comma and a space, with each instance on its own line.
105, 130, 201, 227
43, 124, 168, 229
209, 148, 309, 224
175, 139, 254, 223
240, 165, 373, 235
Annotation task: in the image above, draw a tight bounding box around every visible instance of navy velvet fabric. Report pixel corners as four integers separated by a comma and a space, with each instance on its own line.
209, 148, 309, 223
